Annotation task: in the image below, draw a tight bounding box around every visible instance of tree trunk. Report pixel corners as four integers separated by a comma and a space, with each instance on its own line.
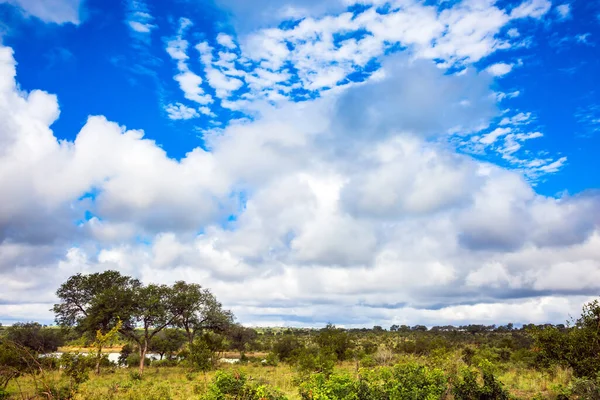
139, 341, 148, 374
186, 326, 194, 347
95, 345, 102, 375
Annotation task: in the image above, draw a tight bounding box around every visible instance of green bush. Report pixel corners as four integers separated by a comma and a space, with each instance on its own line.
188, 337, 215, 372
0, 388, 9, 400
299, 373, 357, 400
119, 343, 134, 366
452, 363, 510, 400
295, 347, 336, 376
272, 335, 303, 362
263, 352, 279, 367
129, 370, 143, 381
569, 376, 600, 400
360, 354, 377, 368
362, 363, 447, 400
299, 362, 447, 400
37, 384, 73, 400
126, 353, 151, 368
201, 370, 288, 400
152, 358, 179, 367
60, 352, 94, 386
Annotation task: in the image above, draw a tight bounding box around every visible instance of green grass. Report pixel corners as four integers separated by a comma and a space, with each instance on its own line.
4, 357, 575, 399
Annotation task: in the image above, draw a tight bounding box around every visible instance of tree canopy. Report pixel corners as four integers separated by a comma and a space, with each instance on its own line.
53, 271, 233, 373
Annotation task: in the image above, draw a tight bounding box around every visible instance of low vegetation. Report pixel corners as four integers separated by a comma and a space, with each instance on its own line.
1, 271, 600, 399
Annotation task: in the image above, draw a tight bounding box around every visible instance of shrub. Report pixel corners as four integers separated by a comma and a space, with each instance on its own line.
452, 362, 510, 400
299, 373, 357, 400
60, 352, 93, 386
37, 384, 73, 400
272, 335, 303, 362
263, 352, 279, 367
360, 354, 377, 368
152, 358, 178, 367
299, 362, 447, 400
295, 347, 336, 376
569, 376, 600, 400
129, 370, 143, 381
315, 324, 354, 361
126, 353, 151, 368
119, 343, 134, 366
188, 337, 215, 372
363, 363, 447, 400
201, 371, 288, 400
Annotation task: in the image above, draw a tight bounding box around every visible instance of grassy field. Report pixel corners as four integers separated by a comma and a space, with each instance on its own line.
5, 353, 574, 399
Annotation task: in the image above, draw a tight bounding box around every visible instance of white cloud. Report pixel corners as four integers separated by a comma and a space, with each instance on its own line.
480, 127, 511, 145
500, 112, 532, 125
165, 21, 213, 105
126, 0, 156, 35
576, 33, 592, 44
1, 0, 598, 327
164, 103, 200, 120
0, 0, 82, 24
556, 4, 571, 20
510, 0, 552, 19
507, 28, 520, 38
216, 33, 237, 49
487, 62, 514, 76
158, 0, 555, 112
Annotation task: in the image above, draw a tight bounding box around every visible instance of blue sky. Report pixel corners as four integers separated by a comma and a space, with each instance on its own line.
0, 0, 599, 327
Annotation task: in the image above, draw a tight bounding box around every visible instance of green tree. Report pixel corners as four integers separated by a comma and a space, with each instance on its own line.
0, 339, 28, 389
119, 283, 178, 373
272, 335, 302, 362
532, 299, 600, 378
5, 322, 64, 353
170, 281, 234, 346
227, 324, 258, 355
149, 328, 186, 360
53, 270, 141, 374
91, 319, 122, 374
315, 324, 354, 361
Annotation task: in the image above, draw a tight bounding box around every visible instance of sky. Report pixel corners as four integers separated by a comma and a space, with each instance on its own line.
0, 0, 599, 328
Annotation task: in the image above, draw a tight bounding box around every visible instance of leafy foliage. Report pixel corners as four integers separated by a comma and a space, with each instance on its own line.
201, 371, 288, 400
531, 299, 600, 378
4, 322, 64, 353
452, 362, 510, 400
299, 362, 447, 400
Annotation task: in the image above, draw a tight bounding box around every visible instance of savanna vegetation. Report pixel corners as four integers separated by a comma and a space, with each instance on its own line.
2, 271, 600, 399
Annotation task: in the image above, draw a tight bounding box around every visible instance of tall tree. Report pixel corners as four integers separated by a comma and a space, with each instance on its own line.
53, 270, 141, 373
170, 281, 233, 346
119, 284, 178, 373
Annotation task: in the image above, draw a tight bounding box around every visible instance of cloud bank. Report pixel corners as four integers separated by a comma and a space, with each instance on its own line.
1, 0, 599, 328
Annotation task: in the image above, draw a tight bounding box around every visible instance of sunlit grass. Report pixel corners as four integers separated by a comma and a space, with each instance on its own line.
4, 355, 576, 399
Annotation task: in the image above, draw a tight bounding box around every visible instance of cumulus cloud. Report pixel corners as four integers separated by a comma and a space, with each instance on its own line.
2, 0, 599, 327
164, 102, 200, 120
487, 63, 514, 76
214, 0, 347, 32
332, 56, 496, 139
0, 0, 82, 24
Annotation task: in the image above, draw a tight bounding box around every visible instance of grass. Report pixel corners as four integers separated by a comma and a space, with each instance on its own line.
4, 355, 575, 399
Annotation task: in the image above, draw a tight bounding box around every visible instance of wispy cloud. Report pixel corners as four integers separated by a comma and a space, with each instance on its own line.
0, 0, 83, 24
576, 104, 600, 137
555, 3, 572, 20
164, 103, 200, 120
126, 0, 156, 36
